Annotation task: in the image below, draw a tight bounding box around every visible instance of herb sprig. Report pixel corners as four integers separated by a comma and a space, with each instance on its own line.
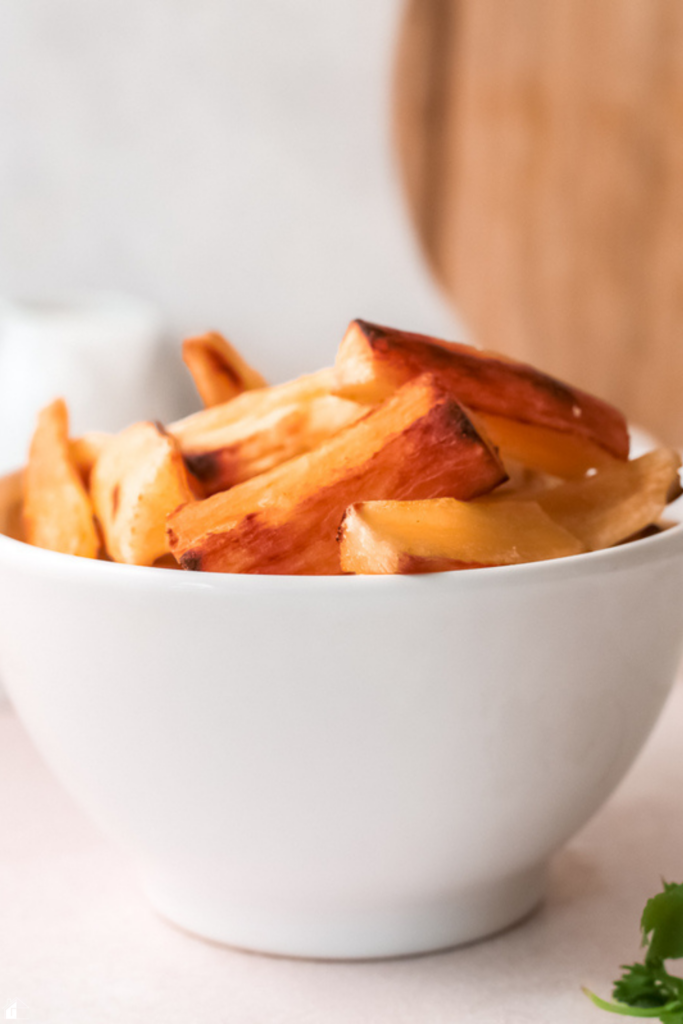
585, 883, 683, 1023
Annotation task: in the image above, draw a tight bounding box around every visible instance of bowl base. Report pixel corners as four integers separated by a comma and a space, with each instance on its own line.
141, 863, 545, 960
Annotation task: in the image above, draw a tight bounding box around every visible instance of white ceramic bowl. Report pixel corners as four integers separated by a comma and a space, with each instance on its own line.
1, 519, 683, 959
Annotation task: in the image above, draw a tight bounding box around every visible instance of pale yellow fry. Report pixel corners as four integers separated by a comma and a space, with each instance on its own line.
536, 449, 682, 550
339, 496, 585, 574
169, 367, 337, 448
91, 422, 193, 566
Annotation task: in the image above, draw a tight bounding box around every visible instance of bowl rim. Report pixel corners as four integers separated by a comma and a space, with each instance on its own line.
1, 512, 682, 592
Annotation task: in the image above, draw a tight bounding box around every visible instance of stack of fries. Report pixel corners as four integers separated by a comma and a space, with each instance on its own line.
15, 321, 682, 575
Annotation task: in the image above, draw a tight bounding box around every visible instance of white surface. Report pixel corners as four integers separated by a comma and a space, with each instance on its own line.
1, 524, 683, 958
2, 678, 683, 1022
0, 1, 460, 384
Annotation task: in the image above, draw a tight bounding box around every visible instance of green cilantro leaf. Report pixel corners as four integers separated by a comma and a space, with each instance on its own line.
586, 883, 683, 1023
614, 964, 675, 1008
642, 884, 683, 965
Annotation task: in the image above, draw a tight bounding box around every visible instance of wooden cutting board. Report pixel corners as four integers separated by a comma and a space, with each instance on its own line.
394, 0, 683, 445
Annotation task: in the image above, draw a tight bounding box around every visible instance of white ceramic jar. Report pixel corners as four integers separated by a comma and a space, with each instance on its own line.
0, 292, 186, 473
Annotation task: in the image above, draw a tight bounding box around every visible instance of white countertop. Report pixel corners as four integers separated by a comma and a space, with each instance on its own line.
2, 677, 683, 1024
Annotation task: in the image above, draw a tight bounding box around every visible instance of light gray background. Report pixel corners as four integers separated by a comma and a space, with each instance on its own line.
0, 0, 458, 386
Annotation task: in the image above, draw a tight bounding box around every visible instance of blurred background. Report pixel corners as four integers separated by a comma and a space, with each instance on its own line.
394, 0, 683, 448
0, 0, 682, 466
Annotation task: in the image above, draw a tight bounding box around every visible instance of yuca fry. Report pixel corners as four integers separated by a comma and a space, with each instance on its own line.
70, 432, 112, 484
338, 497, 585, 574
16, 325, 675, 575
169, 367, 338, 448
333, 320, 629, 460
181, 394, 369, 496
167, 374, 507, 575
182, 331, 267, 407
535, 449, 682, 551
471, 413, 616, 479
0, 470, 25, 542
91, 422, 193, 565
23, 399, 99, 558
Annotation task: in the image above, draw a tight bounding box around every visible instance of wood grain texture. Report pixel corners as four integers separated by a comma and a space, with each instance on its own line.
394, 0, 683, 445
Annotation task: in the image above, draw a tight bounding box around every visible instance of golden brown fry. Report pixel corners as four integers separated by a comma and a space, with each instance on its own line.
338, 497, 585, 574
179, 394, 368, 496
169, 367, 337, 446
536, 449, 682, 550
91, 422, 193, 565
167, 374, 507, 575
23, 399, 99, 558
182, 331, 267, 407
333, 320, 630, 459
0, 470, 25, 542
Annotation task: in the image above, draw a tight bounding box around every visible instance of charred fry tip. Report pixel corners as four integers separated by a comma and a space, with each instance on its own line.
442, 400, 484, 443
183, 451, 221, 482
353, 318, 391, 339
336, 509, 350, 543
179, 550, 202, 571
